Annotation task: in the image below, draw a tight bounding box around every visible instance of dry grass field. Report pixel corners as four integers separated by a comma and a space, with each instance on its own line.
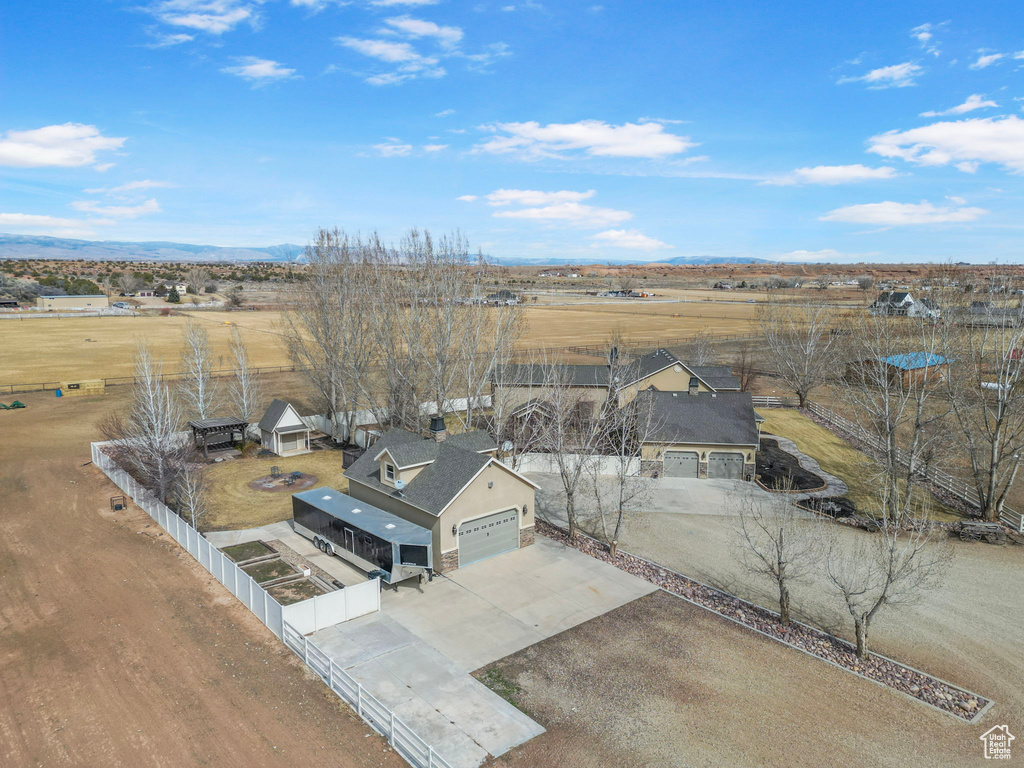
204, 450, 350, 532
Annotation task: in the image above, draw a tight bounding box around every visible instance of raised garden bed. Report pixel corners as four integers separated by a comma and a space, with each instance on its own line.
267, 579, 325, 605
241, 558, 299, 584
535, 519, 990, 721
221, 540, 274, 563
756, 437, 826, 491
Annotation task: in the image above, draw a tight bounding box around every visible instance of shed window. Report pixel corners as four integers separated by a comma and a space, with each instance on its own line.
385, 463, 395, 481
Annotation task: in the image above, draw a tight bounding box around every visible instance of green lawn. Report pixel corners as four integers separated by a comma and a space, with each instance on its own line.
241, 558, 298, 584
221, 540, 274, 563
758, 408, 962, 522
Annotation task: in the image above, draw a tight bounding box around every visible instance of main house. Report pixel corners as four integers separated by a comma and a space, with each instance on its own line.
344, 417, 539, 573
493, 347, 740, 417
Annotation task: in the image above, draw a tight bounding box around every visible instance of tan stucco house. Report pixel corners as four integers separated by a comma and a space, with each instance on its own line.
344, 417, 539, 572
493, 347, 740, 418
638, 390, 762, 480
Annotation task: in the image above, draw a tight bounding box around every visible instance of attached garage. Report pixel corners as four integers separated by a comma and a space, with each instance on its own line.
663, 450, 699, 478
708, 452, 744, 479
458, 509, 519, 567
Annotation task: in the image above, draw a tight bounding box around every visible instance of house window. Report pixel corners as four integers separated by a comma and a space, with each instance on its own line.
689, 377, 699, 388
385, 463, 395, 481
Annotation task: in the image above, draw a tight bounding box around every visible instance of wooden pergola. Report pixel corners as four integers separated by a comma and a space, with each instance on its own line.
188, 417, 248, 459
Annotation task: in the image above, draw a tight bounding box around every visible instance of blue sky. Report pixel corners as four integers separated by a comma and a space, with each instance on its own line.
4, 1, 1024, 263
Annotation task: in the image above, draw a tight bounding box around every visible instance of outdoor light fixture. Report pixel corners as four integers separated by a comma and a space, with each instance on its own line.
701, 451, 707, 460
452, 524, 458, 536
523, 504, 529, 517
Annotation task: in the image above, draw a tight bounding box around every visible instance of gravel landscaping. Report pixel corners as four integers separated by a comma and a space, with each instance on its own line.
536, 520, 990, 721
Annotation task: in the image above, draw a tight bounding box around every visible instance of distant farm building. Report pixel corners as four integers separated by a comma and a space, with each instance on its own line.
36, 295, 109, 311
868, 291, 940, 319
847, 352, 951, 388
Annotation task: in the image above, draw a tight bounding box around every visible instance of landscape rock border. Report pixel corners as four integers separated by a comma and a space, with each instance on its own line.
535, 519, 992, 723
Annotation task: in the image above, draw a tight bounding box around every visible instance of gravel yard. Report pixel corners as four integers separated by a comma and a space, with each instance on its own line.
480, 591, 992, 768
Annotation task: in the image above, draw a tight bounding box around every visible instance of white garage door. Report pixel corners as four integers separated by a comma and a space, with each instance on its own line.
458, 509, 518, 567
708, 452, 744, 479
280, 432, 302, 452
663, 450, 699, 478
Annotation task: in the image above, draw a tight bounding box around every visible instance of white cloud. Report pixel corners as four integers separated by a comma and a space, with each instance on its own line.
383, 16, 463, 48
969, 52, 1005, 70
71, 198, 162, 219
484, 189, 596, 206
493, 202, 632, 227
474, 119, 697, 159
146, 32, 195, 47
0, 123, 125, 168
221, 57, 298, 84
868, 115, 1024, 174
819, 200, 987, 225
0, 212, 110, 237
588, 229, 672, 250
84, 179, 175, 195
370, 0, 438, 5
373, 140, 414, 157
763, 164, 898, 186
148, 0, 257, 34
422, 143, 448, 151
336, 37, 444, 84
838, 62, 923, 89
910, 22, 943, 56
458, 42, 511, 72
920, 93, 997, 117
434, 109, 455, 117
456, 195, 478, 202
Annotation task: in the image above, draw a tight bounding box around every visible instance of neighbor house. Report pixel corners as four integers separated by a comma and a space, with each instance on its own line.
637, 390, 761, 480
344, 417, 538, 572
35, 295, 109, 310
484, 289, 522, 305
493, 347, 740, 418
258, 399, 312, 456
846, 352, 951, 389
868, 291, 940, 319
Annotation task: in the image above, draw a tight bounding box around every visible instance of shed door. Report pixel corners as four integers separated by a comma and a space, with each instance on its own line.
281, 433, 301, 452
663, 450, 699, 478
458, 509, 518, 567
708, 452, 744, 479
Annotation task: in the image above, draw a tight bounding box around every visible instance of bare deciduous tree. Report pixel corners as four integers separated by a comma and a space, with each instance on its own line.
228, 328, 263, 424
821, 499, 951, 658
172, 463, 209, 529
758, 299, 841, 407
734, 341, 760, 392
184, 267, 211, 295
684, 328, 716, 365
117, 273, 144, 295
733, 479, 821, 626
180, 319, 218, 420
941, 281, 1024, 521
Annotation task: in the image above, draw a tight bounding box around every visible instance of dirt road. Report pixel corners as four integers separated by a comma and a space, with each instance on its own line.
0, 388, 404, 767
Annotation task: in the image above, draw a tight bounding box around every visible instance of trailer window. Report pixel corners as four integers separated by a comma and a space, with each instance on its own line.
399, 544, 428, 567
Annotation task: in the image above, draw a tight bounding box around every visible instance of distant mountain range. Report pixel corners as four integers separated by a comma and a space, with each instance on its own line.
0, 233, 774, 266
0, 233, 306, 262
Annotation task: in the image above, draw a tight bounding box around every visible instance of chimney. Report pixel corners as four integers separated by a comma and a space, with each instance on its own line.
429, 415, 447, 442
608, 345, 618, 366
688, 376, 699, 396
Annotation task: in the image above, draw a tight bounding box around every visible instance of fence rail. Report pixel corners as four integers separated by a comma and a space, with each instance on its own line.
89, 441, 453, 768
783, 402, 1024, 532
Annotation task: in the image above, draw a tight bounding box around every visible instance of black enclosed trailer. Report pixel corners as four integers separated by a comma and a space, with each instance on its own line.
291, 488, 432, 584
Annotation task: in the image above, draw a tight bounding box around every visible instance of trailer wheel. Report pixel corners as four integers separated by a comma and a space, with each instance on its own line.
323, 542, 334, 556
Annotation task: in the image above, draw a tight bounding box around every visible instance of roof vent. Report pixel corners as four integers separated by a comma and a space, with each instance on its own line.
351, 508, 361, 514
672, 392, 678, 397
385, 523, 396, 529
321, 495, 332, 500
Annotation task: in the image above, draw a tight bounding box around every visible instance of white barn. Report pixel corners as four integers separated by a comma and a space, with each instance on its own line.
258, 399, 312, 456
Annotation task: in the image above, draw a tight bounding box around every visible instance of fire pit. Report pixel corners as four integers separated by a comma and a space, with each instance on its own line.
247, 472, 318, 493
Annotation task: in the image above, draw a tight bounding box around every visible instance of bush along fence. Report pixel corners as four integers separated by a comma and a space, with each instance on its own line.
751, 396, 1024, 533
535, 520, 992, 723
89, 440, 454, 768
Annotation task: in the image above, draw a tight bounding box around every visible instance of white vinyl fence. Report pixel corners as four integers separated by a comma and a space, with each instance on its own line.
282, 624, 454, 768
89, 440, 453, 768
753, 401, 1024, 532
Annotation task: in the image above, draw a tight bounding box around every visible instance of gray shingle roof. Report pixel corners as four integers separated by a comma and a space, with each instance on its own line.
258, 398, 291, 432
346, 428, 499, 515
640, 390, 759, 446
689, 365, 740, 390
494, 348, 716, 389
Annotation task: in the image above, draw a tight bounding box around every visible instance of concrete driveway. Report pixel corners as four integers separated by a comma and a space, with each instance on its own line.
531, 471, 778, 523
311, 535, 656, 767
